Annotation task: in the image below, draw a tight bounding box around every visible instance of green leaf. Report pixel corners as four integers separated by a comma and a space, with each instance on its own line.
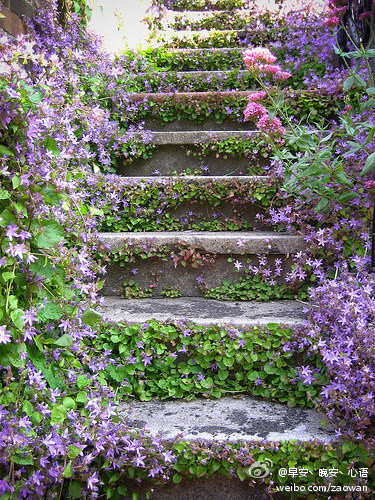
68, 444, 82, 459
343, 75, 355, 92
360, 151, 375, 175
31, 411, 43, 425
68, 481, 82, 499
63, 397, 76, 411
314, 197, 329, 213
2, 271, 15, 282
51, 404, 67, 424
81, 307, 102, 326
63, 461, 73, 478
0, 189, 10, 199
38, 301, 63, 321
89, 206, 104, 216
0, 144, 14, 156
12, 453, 33, 465
107, 364, 127, 383
53, 334, 73, 348
247, 371, 259, 381
334, 171, 353, 187
43, 137, 60, 157
76, 391, 87, 403
342, 441, 355, 455
77, 375, 91, 389
35, 220, 64, 248
173, 474, 182, 484
354, 74, 367, 88
11, 309, 24, 330
44, 365, 63, 389
338, 192, 359, 203
22, 400, 34, 416
218, 369, 228, 381
12, 176, 20, 189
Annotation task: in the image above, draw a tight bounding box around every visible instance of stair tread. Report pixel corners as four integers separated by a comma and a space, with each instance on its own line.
164, 8, 251, 16
140, 69, 247, 76
98, 296, 307, 327
146, 47, 243, 53
99, 231, 306, 254
128, 90, 253, 103
150, 130, 257, 144
115, 175, 269, 181
118, 395, 335, 444
159, 28, 246, 35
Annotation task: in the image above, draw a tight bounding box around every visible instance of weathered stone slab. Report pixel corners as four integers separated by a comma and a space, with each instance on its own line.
127, 90, 254, 104
98, 297, 307, 327
99, 231, 306, 296
150, 130, 257, 143
119, 396, 335, 444
99, 231, 306, 255
119, 147, 259, 176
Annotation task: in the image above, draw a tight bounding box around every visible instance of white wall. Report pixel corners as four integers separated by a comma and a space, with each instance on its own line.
87, 0, 152, 53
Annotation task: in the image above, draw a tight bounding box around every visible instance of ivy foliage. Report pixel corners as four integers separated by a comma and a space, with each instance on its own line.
93, 320, 325, 407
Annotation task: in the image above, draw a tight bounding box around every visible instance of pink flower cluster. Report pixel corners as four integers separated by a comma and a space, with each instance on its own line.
243, 47, 277, 66
244, 101, 268, 121
243, 47, 291, 81
244, 94, 285, 137
242, 47, 290, 138
325, 0, 351, 27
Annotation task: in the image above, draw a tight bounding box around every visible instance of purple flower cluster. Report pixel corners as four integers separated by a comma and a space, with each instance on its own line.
0, 1, 177, 496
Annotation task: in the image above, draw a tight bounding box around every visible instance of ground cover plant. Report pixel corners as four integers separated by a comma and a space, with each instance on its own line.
1, 0, 375, 497
237, 0, 375, 464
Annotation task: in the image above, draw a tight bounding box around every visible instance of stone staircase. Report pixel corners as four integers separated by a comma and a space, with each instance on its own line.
97, 0, 332, 496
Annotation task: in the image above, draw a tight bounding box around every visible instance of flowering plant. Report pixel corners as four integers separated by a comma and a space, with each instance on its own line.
243, 42, 375, 214
0, 2, 177, 497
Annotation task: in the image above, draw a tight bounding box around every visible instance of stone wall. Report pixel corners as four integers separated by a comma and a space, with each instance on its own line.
0, 0, 41, 36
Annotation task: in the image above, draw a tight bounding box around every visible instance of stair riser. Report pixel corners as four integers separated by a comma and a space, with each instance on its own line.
101, 252, 297, 297
144, 118, 254, 132
101, 202, 265, 232
163, 14, 254, 32
134, 71, 252, 93
157, 0, 246, 11
137, 48, 245, 72
118, 146, 264, 176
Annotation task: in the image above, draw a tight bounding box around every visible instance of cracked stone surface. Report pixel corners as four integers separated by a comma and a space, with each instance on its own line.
98, 297, 307, 327
118, 396, 335, 443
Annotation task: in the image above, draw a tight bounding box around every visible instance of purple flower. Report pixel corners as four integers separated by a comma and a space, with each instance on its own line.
22, 309, 37, 326
87, 472, 100, 490
5, 223, 19, 241
234, 260, 243, 271
0, 326, 11, 344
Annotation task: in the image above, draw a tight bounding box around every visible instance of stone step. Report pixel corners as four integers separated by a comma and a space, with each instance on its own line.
118, 396, 335, 443
155, 29, 248, 49
138, 47, 245, 72
98, 231, 306, 297
119, 143, 265, 175
135, 69, 251, 93
98, 176, 271, 231
125, 131, 260, 177
158, 0, 248, 12
98, 296, 307, 327
128, 90, 253, 104
120, 142, 264, 177
161, 8, 254, 31
150, 130, 256, 143
100, 231, 306, 254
